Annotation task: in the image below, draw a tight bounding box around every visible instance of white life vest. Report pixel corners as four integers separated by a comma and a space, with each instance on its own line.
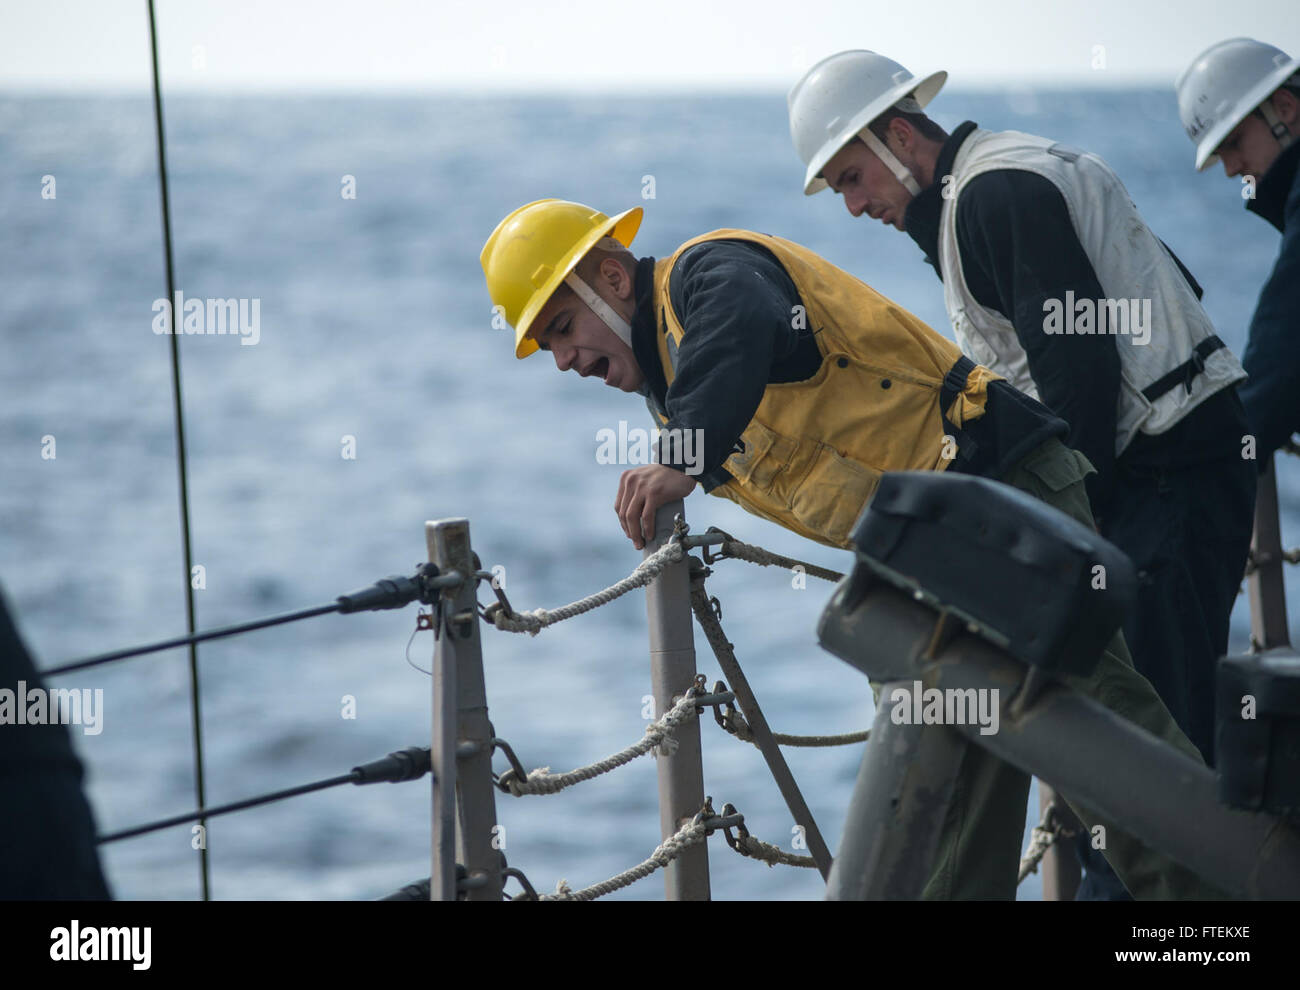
938, 128, 1245, 455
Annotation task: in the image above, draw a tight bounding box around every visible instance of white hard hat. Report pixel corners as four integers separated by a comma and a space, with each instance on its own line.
1176, 37, 1300, 171
788, 50, 946, 196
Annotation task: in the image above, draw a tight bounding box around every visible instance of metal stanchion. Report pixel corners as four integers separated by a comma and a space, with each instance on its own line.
643, 499, 711, 900
427, 518, 503, 901
1037, 783, 1081, 900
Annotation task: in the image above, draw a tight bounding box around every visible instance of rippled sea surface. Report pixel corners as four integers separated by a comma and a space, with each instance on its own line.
3, 89, 1296, 900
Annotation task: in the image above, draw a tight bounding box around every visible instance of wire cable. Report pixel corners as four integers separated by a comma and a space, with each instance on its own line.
97, 747, 431, 845
145, 0, 209, 900
43, 603, 342, 676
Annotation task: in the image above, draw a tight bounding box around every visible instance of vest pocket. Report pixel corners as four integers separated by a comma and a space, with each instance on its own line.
788, 444, 883, 547
725, 418, 796, 490
1015, 441, 1096, 493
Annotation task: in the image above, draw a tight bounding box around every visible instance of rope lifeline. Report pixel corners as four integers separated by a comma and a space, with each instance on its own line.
1018, 802, 1079, 883
716, 538, 845, 584
499, 690, 701, 796
541, 818, 711, 901
718, 706, 870, 748
728, 832, 818, 869
487, 540, 685, 635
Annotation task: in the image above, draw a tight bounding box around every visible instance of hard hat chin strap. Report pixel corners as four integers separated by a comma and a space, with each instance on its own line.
858, 127, 923, 196
1259, 100, 1296, 152
564, 272, 635, 351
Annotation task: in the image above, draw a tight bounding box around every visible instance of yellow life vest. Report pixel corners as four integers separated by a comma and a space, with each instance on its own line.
649, 229, 1000, 549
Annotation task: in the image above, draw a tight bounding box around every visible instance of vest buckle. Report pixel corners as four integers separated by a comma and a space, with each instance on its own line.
1184, 347, 1208, 394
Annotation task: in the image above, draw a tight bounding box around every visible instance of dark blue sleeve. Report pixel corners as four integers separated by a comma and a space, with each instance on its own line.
956, 169, 1121, 520
659, 241, 806, 477
1239, 192, 1300, 462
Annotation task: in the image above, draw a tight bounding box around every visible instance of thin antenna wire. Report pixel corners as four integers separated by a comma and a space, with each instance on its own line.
146, 0, 211, 901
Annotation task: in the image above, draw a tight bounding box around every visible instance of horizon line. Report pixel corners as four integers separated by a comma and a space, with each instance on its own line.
0, 77, 1189, 97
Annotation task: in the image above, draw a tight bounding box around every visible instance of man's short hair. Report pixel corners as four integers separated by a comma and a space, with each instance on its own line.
543, 238, 636, 313
573, 237, 636, 284
864, 106, 949, 145
1252, 70, 1300, 123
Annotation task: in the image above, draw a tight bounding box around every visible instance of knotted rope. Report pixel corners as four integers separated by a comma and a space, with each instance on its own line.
541, 818, 711, 901
1018, 801, 1079, 883
717, 705, 870, 748
499, 690, 700, 796
487, 541, 685, 635
727, 831, 818, 869
714, 538, 845, 584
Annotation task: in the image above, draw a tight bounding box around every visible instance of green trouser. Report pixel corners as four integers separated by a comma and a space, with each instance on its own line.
908, 437, 1230, 900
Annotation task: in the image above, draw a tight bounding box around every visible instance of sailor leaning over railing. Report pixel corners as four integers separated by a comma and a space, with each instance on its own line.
480, 195, 1229, 900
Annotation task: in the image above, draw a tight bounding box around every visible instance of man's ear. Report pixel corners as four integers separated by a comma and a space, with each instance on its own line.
1272, 87, 1300, 130
601, 256, 635, 301
887, 116, 915, 154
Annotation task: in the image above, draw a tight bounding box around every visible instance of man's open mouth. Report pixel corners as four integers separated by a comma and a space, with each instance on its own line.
585, 357, 610, 380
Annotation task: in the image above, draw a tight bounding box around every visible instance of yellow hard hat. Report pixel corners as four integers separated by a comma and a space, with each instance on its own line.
481, 199, 643, 358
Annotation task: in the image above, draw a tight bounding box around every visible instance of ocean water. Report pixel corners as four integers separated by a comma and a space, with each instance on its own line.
3, 89, 1297, 901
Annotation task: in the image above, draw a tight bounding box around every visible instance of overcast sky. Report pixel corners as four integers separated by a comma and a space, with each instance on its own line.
2, 0, 1298, 92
